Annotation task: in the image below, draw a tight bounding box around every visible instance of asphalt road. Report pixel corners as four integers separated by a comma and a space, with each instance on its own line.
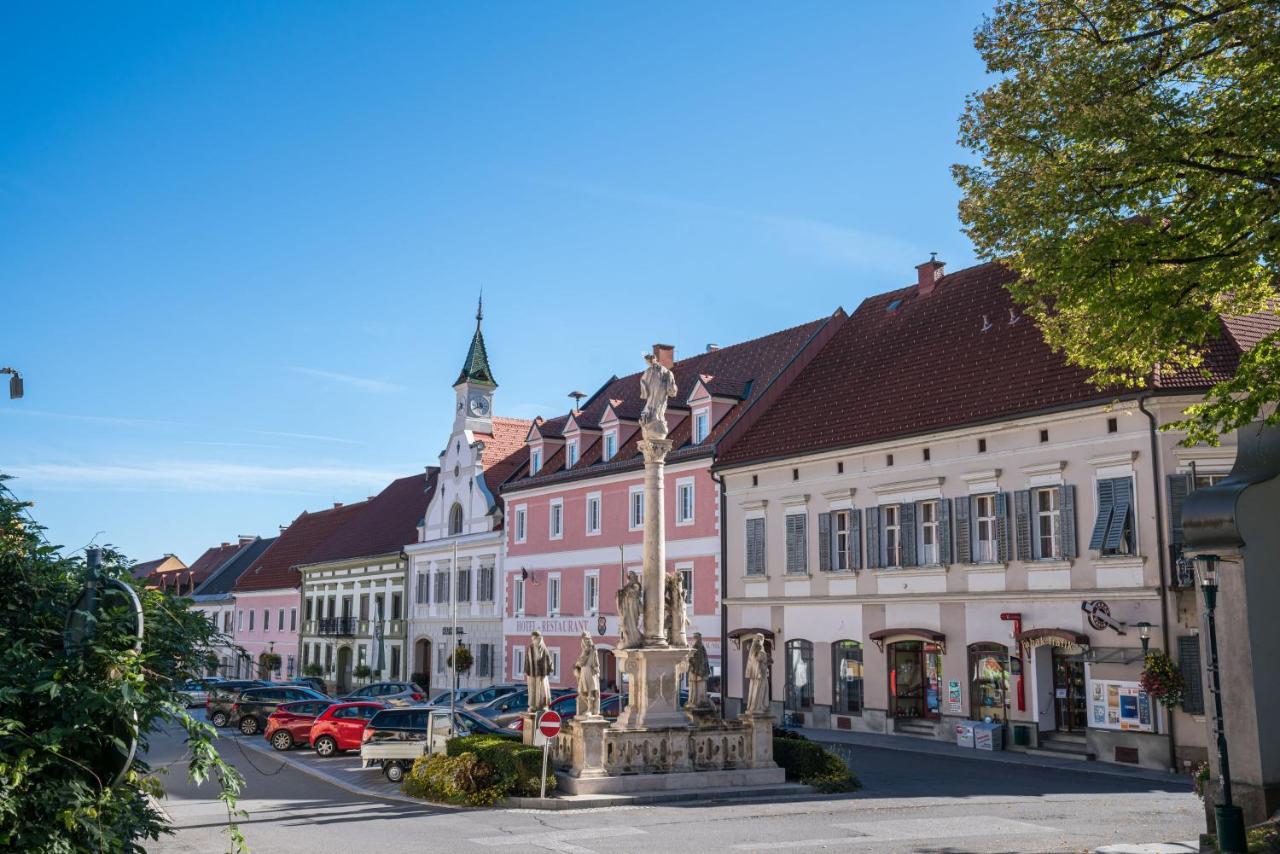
145, 722, 1202, 854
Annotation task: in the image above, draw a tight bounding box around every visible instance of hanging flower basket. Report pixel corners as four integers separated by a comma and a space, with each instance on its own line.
448, 645, 473, 675
1139, 650, 1186, 708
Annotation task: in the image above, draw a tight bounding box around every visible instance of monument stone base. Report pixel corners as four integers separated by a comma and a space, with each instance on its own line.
613, 646, 693, 729
555, 765, 786, 795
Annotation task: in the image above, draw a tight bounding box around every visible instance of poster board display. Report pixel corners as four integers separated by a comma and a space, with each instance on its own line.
946, 680, 963, 715
1088, 679, 1154, 733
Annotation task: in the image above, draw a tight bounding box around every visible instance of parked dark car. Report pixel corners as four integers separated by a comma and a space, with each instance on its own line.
471, 687, 575, 726
264, 699, 334, 750
507, 692, 620, 731
458, 683, 522, 710
205, 680, 269, 727
425, 687, 481, 707
230, 686, 328, 735
339, 680, 426, 706
285, 677, 328, 695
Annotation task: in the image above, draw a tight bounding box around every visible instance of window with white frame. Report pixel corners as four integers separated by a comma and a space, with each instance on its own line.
586, 493, 601, 535
513, 576, 525, 615
785, 513, 808, 574
1090, 476, 1136, 556
549, 649, 561, 681
566, 440, 579, 468
238, 610, 244, 631
547, 574, 561, 615
974, 494, 998, 563
530, 448, 542, 475
694, 409, 710, 443
262, 609, 269, 632
604, 431, 617, 461
434, 570, 450, 603
833, 510, 851, 570
416, 571, 428, 604
745, 517, 766, 576
884, 504, 902, 567
1033, 487, 1061, 559
514, 506, 527, 543
248, 610, 255, 631
290, 608, 297, 631
478, 565, 495, 602
549, 499, 564, 539
679, 567, 693, 615
676, 479, 695, 524
920, 500, 939, 564
585, 572, 599, 614
512, 646, 524, 680
629, 487, 645, 529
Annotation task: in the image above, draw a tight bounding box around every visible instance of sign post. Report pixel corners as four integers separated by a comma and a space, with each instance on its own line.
535, 709, 562, 799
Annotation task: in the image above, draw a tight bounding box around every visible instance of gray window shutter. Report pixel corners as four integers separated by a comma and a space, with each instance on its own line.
785, 514, 808, 574
900, 502, 918, 567
953, 496, 971, 564
866, 507, 882, 569
1104, 478, 1133, 550
938, 499, 952, 565
995, 492, 1010, 562
1014, 490, 1033, 561
1167, 473, 1193, 549
1089, 478, 1116, 551
1178, 635, 1205, 715
818, 512, 832, 572
1059, 485, 1077, 558
745, 518, 765, 576
850, 509, 863, 570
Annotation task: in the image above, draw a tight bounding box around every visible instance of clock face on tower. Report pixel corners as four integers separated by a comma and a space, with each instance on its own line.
468, 394, 490, 416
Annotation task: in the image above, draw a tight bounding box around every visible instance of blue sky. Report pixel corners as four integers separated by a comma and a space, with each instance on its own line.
2, 2, 993, 563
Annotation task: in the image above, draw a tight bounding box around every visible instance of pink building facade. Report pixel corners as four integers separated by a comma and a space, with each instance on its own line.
230, 588, 302, 680
499, 320, 842, 691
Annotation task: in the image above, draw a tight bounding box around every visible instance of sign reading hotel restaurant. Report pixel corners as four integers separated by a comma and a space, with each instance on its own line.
515, 618, 595, 636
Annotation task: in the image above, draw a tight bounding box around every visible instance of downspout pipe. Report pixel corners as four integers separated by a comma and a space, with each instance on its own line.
1138, 394, 1178, 773
711, 468, 729, 715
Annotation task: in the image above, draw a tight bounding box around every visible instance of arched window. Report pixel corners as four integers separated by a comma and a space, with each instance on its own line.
832, 640, 863, 715
449, 503, 464, 536
785, 639, 814, 710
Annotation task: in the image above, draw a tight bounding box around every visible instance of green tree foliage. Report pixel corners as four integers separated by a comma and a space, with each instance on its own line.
0, 477, 245, 853
955, 1, 1280, 443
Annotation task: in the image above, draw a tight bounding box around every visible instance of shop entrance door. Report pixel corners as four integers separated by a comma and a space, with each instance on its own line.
889, 641, 942, 720
1052, 650, 1087, 731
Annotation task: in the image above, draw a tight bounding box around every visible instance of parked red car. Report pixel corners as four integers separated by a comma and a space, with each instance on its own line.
263, 699, 334, 751
308, 701, 385, 756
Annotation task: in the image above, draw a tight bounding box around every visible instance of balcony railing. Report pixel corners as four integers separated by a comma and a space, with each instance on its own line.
317, 617, 357, 637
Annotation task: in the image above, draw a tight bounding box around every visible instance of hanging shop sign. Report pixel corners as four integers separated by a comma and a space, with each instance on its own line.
1016, 628, 1090, 656
1089, 679, 1154, 733
1082, 600, 1127, 636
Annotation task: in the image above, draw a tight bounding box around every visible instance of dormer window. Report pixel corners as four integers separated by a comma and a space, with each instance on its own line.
567, 440, 579, 468
693, 409, 710, 443
603, 431, 617, 461
531, 448, 542, 475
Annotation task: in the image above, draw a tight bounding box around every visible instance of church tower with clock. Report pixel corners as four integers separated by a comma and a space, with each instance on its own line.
453, 297, 496, 434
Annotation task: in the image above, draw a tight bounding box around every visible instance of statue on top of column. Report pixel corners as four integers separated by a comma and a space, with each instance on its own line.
639, 352, 678, 440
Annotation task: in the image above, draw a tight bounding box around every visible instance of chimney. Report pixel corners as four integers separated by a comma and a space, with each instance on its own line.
333, 502, 343, 509
916, 253, 945, 296
652, 343, 675, 368
221, 542, 230, 548
706, 343, 719, 352
238, 535, 255, 545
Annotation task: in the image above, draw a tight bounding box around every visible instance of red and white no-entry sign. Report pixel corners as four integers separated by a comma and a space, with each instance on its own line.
538, 709, 562, 739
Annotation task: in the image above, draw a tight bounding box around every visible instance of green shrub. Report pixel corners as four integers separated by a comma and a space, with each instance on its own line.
772, 738, 860, 793
402, 736, 555, 805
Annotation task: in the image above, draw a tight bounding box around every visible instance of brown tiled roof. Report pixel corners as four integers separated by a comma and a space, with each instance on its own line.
304, 469, 439, 565
130, 556, 170, 581
504, 316, 833, 491
717, 261, 1276, 467
234, 502, 367, 592
477, 416, 532, 496
158, 541, 248, 591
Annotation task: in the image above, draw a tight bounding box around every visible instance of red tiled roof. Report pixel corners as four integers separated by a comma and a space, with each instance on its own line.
477, 416, 532, 495
504, 316, 832, 490
179, 542, 247, 587
130, 556, 170, 581
234, 502, 368, 592
717, 261, 1276, 467
304, 470, 439, 565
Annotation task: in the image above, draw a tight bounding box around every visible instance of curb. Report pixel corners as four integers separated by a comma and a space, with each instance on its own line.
503, 783, 822, 811
803, 731, 1186, 786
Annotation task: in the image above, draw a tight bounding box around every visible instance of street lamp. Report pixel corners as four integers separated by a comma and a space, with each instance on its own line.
1, 367, 23, 399
1197, 554, 1247, 854
1134, 622, 1153, 656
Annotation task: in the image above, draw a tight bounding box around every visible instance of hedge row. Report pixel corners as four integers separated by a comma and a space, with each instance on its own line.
402, 735, 556, 806
772, 737, 861, 793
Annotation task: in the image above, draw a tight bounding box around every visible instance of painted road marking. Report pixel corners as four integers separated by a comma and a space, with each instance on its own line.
733, 815, 1062, 850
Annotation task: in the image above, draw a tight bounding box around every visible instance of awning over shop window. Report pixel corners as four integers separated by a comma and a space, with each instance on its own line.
1016, 628, 1090, 654
868, 628, 946, 654
727, 627, 774, 649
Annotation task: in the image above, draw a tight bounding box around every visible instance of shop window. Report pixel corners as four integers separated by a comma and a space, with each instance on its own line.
889, 641, 943, 720
968, 643, 1010, 723
832, 640, 863, 715
785, 639, 813, 710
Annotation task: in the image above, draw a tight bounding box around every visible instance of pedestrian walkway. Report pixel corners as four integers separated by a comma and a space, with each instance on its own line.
795, 725, 1188, 786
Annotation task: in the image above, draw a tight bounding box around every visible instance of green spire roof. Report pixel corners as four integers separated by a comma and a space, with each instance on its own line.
455, 296, 496, 387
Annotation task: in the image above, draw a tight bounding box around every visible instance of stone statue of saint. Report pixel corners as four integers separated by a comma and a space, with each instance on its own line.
744, 633, 771, 716
665, 571, 689, 648
639, 353, 678, 440
573, 631, 601, 718
616, 572, 643, 649
524, 630, 554, 712
685, 632, 714, 713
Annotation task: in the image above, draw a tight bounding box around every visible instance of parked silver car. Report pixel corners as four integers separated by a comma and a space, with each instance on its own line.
339, 681, 427, 707
177, 678, 223, 708
459, 683, 523, 711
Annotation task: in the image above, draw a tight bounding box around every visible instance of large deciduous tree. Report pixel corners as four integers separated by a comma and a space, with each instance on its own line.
955, 1, 1280, 444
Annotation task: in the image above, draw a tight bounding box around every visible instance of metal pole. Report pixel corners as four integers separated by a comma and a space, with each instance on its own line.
451, 540, 458, 735
539, 725, 550, 800
1201, 575, 1246, 852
